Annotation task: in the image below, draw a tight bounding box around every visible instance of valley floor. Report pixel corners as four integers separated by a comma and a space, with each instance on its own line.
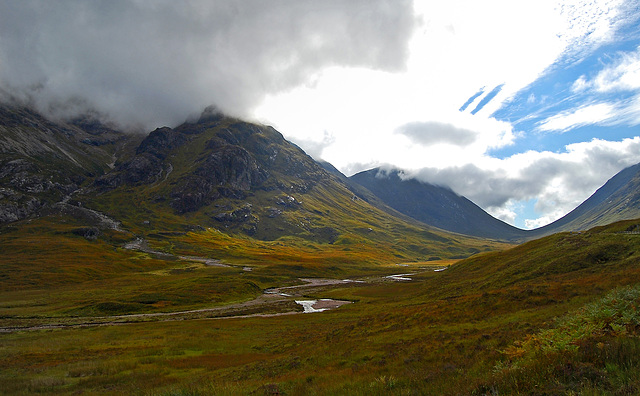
0, 277, 369, 333
2, 219, 640, 394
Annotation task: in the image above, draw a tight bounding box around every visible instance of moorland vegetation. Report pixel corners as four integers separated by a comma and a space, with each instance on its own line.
2, 218, 640, 395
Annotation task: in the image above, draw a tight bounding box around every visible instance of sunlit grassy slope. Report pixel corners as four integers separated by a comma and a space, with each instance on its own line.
2, 218, 640, 395
85, 115, 502, 261
0, 208, 505, 321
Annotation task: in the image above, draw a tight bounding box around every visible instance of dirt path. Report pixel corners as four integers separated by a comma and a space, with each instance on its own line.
0, 310, 302, 333
124, 238, 230, 267
0, 278, 357, 333
265, 278, 357, 295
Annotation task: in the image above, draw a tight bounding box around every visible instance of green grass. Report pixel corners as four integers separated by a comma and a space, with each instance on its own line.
482, 284, 640, 395
1, 219, 640, 394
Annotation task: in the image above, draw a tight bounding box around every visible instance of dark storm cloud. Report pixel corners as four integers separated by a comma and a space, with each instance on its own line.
395, 121, 477, 146
0, 0, 417, 130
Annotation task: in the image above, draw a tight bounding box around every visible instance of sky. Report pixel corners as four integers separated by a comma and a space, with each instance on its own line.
1, 0, 640, 229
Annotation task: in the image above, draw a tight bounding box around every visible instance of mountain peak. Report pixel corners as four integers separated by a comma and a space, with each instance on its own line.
197, 105, 225, 124
350, 167, 528, 240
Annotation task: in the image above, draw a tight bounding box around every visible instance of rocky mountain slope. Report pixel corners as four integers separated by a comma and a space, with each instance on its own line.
0, 104, 496, 261
91, 107, 342, 240
0, 104, 138, 223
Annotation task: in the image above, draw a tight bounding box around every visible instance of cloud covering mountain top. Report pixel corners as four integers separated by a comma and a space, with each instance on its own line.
0, 0, 415, 129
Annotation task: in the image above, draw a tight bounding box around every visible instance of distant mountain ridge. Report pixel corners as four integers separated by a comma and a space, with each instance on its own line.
530, 162, 640, 237
349, 168, 529, 240
348, 164, 640, 241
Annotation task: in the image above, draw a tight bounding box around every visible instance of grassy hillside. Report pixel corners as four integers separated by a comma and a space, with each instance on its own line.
2, 218, 639, 394
0, 207, 506, 322
84, 115, 498, 261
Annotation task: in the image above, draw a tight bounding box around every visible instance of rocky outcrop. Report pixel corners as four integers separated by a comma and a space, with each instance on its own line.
96, 154, 164, 187
95, 126, 187, 188
198, 144, 268, 190
136, 127, 187, 160
0, 157, 79, 223
0, 103, 127, 224
0, 188, 43, 223
71, 226, 101, 240
93, 105, 334, 218
171, 144, 268, 213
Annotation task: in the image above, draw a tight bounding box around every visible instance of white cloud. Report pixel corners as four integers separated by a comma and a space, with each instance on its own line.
545, 46, 640, 132
593, 46, 640, 92
537, 94, 640, 132
486, 200, 519, 225
570, 46, 640, 94
572, 75, 590, 92
555, 0, 629, 60
407, 137, 640, 227
524, 216, 557, 230
258, 0, 633, 161
537, 102, 616, 132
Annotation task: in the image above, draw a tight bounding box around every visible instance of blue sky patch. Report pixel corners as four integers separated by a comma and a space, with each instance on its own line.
512, 198, 541, 229
459, 87, 486, 112
488, 30, 640, 160
470, 84, 504, 115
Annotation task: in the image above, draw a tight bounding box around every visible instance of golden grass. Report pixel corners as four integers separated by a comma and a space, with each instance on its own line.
1, 218, 640, 394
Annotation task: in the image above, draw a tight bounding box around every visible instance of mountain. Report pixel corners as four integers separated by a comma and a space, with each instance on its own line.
318, 160, 429, 223
0, 103, 138, 223
0, 104, 499, 263
530, 162, 640, 237
349, 168, 529, 240
349, 164, 640, 241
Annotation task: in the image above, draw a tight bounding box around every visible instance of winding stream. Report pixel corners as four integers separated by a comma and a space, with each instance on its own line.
1, 239, 447, 333
0, 274, 356, 333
